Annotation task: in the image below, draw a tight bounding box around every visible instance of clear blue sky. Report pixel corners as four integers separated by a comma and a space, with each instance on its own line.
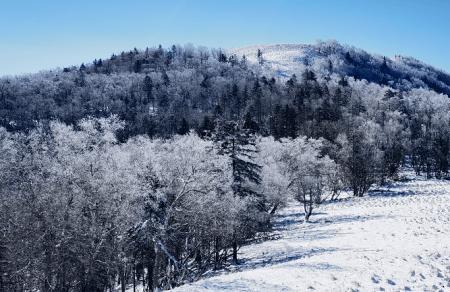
1, 0, 449, 76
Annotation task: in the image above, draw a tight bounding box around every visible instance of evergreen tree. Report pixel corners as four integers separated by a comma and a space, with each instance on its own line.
270, 104, 284, 140
240, 54, 247, 69
243, 112, 259, 133
252, 79, 263, 124
143, 75, 154, 110
381, 56, 389, 73
286, 74, 297, 90
177, 118, 190, 135
218, 51, 228, 63
158, 91, 169, 108
134, 59, 142, 73
231, 83, 241, 119
214, 120, 262, 263
257, 49, 264, 65
197, 115, 215, 137
161, 71, 170, 86
284, 105, 297, 138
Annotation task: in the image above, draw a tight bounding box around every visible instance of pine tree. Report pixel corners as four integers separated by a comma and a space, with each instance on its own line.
143, 75, 154, 108
240, 55, 247, 69
213, 120, 262, 263
381, 56, 389, 73
243, 112, 259, 133
218, 51, 228, 63
158, 91, 169, 108
197, 115, 215, 137
270, 104, 284, 139
252, 79, 263, 125
161, 71, 170, 86
257, 49, 264, 65
177, 118, 189, 135
286, 74, 297, 89
228, 54, 238, 66
231, 83, 241, 119
134, 60, 142, 73
284, 105, 297, 138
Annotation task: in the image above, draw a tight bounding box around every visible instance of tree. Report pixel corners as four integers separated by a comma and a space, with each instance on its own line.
218, 50, 227, 63
281, 137, 336, 221
129, 133, 234, 289
213, 121, 263, 263
336, 119, 383, 197
257, 137, 290, 215
177, 118, 189, 135
143, 75, 154, 111
133, 59, 142, 73
197, 115, 215, 137
270, 104, 284, 140
252, 79, 263, 124
257, 49, 264, 65
243, 111, 259, 133
161, 71, 170, 86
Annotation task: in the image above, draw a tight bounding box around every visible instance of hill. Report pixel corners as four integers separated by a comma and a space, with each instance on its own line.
1, 41, 449, 138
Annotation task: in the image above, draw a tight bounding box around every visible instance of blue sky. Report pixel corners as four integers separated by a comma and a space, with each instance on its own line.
1, 0, 449, 75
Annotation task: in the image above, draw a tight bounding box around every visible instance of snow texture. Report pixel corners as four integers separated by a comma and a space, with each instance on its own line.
230, 44, 311, 78
169, 170, 450, 291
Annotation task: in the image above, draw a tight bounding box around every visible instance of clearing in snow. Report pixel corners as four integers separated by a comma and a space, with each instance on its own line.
170, 170, 450, 291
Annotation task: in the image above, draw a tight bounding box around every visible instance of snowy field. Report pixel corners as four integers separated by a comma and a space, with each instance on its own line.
171, 171, 450, 291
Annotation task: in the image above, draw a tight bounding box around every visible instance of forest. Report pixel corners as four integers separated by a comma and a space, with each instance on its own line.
1, 42, 450, 291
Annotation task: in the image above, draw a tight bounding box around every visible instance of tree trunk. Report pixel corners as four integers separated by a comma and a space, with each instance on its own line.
269, 203, 279, 215
120, 267, 126, 292
133, 263, 136, 292
232, 239, 238, 264
214, 237, 220, 270
303, 192, 313, 222
152, 245, 160, 290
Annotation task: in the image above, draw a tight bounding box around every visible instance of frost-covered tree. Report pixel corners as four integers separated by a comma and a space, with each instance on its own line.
281, 137, 337, 221
257, 137, 290, 215
336, 118, 384, 197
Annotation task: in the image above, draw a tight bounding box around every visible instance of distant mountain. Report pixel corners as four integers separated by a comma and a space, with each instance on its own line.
231, 42, 450, 95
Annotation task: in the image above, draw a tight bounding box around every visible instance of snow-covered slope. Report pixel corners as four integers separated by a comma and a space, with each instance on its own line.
229, 42, 450, 96
173, 170, 450, 291
230, 44, 313, 78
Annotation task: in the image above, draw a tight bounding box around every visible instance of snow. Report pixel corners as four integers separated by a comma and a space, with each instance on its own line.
229, 44, 314, 78
172, 170, 450, 291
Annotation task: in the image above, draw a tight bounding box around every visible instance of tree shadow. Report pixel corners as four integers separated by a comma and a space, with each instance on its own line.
273, 211, 381, 230
368, 188, 415, 198
196, 203, 388, 284
236, 247, 344, 272
316, 214, 384, 226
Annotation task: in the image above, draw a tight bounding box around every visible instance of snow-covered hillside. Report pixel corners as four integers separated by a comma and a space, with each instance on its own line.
230, 42, 450, 95
230, 44, 313, 78
172, 170, 450, 291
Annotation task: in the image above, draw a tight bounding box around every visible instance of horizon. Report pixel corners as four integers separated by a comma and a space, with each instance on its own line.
1, 0, 450, 76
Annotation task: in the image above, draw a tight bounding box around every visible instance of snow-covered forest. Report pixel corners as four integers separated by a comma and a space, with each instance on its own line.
1, 41, 450, 291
